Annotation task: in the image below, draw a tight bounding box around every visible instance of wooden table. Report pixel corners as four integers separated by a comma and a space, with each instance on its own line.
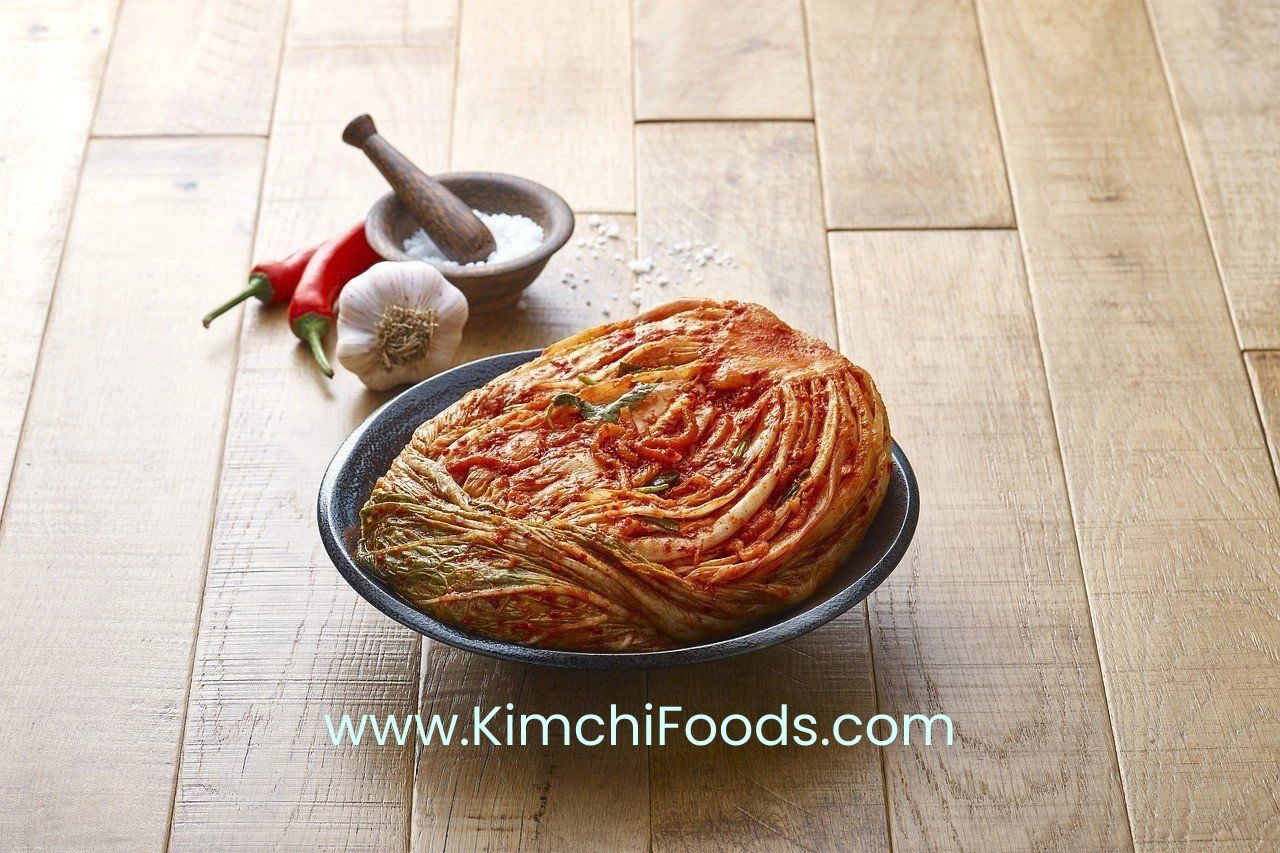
2, 1, 1277, 849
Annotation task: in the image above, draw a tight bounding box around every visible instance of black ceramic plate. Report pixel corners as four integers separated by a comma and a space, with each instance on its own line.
318, 350, 919, 670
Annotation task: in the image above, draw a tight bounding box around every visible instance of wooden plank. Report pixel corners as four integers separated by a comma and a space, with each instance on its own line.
830, 230, 1131, 849
412, 654, 648, 852
1246, 352, 1280, 481
806, 0, 1012, 228
0, 0, 115, 518
634, 123, 838, 339
168, 45, 453, 851
289, 0, 456, 47
94, 0, 288, 136
0, 137, 264, 849
412, 235, 650, 849
1146, 0, 1280, 348
636, 122, 889, 852
634, 0, 811, 120
452, 0, 634, 212
975, 0, 1280, 845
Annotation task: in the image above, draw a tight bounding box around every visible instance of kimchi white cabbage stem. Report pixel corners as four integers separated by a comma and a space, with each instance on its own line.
358, 299, 891, 651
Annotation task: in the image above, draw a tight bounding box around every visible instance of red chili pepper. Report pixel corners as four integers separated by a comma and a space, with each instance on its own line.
289, 222, 380, 377
202, 244, 319, 328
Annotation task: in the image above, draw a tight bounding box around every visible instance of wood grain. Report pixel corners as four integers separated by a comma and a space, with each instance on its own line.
634, 123, 838, 337
94, 0, 288, 136
167, 45, 454, 851
634, 0, 811, 120
0, 137, 264, 849
289, 0, 457, 47
637, 122, 889, 852
1145, 0, 1280, 348
806, 0, 1012, 229
0, 0, 115, 519
1246, 352, 1280, 481
975, 0, 1280, 844
831, 230, 1131, 850
451, 0, 634, 212
412, 654, 648, 852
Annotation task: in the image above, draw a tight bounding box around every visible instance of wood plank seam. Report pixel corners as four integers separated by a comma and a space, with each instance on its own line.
1137, 0, 1280, 504
1140, 0, 1280, 349
962, 0, 1018, 230
826, 226, 1018, 233
90, 131, 272, 139
1138, 0, 1239, 349
0, 0, 124, 522
795, 0, 818, 126
1245, 354, 1280, 498
633, 117, 817, 124
445, 0, 462, 166
1143, 0, 1280, 590
1007, 225, 1139, 851
859, 603, 896, 853
408, 2, 464, 849
966, 9, 1140, 843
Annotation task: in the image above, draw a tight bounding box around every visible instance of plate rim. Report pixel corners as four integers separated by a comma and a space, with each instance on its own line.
317, 349, 919, 670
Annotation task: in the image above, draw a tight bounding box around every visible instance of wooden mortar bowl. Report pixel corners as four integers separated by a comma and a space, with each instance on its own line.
365, 173, 574, 314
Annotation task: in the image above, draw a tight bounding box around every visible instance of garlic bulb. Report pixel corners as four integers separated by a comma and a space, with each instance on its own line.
337, 261, 468, 390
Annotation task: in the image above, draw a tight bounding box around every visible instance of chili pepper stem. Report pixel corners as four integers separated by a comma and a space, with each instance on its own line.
293, 312, 335, 377
202, 272, 274, 328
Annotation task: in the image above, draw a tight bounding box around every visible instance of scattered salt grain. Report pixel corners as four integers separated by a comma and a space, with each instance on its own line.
628, 257, 654, 274
403, 210, 544, 267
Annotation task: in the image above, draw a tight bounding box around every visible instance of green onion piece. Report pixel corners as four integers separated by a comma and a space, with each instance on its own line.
779, 468, 810, 503
552, 392, 584, 409
551, 384, 657, 424
637, 471, 679, 494
638, 515, 680, 532
732, 434, 752, 458
617, 361, 645, 376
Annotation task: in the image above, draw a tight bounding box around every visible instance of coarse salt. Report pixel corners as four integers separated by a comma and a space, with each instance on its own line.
403, 210, 544, 268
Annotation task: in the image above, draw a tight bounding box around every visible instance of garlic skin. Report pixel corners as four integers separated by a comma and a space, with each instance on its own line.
337, 261, 468, 391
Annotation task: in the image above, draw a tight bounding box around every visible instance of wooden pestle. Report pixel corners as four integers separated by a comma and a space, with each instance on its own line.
342, 114, 496, 264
